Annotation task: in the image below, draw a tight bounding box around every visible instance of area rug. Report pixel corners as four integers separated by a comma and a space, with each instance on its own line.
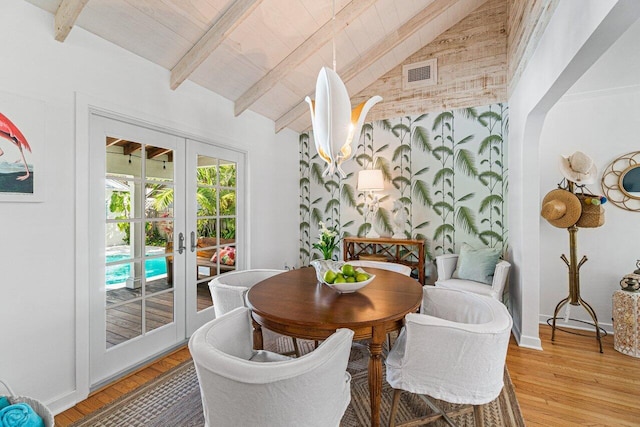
70, 338, 524, 427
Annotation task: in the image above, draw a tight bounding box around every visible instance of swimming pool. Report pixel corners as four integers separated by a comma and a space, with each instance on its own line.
106, 254, 167, 286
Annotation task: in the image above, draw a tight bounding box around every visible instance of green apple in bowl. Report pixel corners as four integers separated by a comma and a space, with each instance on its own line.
310, 260, 376, 293
356, 273, 369, 282
341, 264, 356, 277
334, 275, 347, 284
323, 270, 337, 284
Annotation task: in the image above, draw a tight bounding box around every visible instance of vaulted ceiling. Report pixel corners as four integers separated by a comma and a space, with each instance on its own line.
24, 0, 493, 132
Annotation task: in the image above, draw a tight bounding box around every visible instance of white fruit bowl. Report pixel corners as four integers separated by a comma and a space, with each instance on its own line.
310, 260, 376, 293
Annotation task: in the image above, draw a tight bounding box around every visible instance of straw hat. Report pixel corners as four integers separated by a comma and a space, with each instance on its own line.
559, 151, 597, 184
541, 189, 582, 228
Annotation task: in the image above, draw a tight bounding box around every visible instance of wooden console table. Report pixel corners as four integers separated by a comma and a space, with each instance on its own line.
343, 236, 426, 284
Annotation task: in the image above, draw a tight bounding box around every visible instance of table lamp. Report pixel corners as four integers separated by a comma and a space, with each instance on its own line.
357, 169, 384, 238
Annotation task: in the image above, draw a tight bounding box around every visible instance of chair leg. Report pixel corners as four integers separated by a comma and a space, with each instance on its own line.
395, 393, 473, 427
389, 389, 402, 427
439, 410, 458, 427
292, 337, 301, 357
473, 405, 484, 427
421, 396, 458, 427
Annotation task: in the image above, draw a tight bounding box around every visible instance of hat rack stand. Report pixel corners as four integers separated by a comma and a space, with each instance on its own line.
549, 181, 604, 353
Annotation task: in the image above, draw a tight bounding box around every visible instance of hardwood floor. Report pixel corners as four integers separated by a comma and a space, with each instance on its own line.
508, 325, 640, 427
55, 325, 640, 427
54, 346, 193, 426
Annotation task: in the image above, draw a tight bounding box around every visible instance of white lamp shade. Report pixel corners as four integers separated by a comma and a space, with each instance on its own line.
357, 169, 384, 191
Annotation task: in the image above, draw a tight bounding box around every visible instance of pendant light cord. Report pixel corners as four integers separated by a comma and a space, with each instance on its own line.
332, 0, 336, 71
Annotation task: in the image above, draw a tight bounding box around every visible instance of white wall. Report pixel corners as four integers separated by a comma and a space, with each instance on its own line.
0, 0, 299, 412
538, 15, 640, 333
508, 0, 640, 349
539, 88, 640, 333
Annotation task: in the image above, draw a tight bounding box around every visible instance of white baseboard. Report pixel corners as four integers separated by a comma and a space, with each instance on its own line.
45, 390, 79, 416
511, 321, 543, 350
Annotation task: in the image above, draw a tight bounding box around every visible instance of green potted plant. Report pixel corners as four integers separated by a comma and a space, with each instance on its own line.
313, 221, 339, 261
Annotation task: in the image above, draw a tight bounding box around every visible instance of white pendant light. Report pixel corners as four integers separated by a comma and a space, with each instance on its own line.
305, 1, 382, 178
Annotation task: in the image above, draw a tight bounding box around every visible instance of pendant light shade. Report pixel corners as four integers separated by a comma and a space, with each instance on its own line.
306, 67, 382, 178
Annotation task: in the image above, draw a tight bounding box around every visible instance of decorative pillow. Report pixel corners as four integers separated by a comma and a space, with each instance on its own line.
452, 243, 501, 285
211, 246, 236, 266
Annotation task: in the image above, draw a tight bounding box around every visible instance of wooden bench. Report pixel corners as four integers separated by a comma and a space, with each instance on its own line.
166, 237, 236, 283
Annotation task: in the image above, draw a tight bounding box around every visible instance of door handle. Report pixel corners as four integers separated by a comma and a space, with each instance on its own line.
190, 231, 197, 252
177, 232, 186, 254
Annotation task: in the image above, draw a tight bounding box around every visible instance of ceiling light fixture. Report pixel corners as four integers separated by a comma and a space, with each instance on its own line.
305, 0, 382, 178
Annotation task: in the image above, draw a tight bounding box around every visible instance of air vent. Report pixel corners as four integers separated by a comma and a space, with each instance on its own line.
402, 58, 437, 90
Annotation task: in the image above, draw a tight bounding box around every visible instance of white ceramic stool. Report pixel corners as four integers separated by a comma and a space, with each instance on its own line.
613, 289, 640, 358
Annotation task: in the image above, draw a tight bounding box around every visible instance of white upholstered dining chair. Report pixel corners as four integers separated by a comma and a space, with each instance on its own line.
386, 286, 512, 427
347, 260, 412, 276
189, 307, 354, 427
209, 269, 285, 317
208, 269, 302, 356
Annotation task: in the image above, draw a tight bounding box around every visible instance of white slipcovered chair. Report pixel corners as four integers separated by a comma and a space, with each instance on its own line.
347, 260, 412, 276
435, 253, 511, 300
189, 307, 354, 427
386, 287, 513, 427
209, 269, 302, 356
209, 269, 285, 318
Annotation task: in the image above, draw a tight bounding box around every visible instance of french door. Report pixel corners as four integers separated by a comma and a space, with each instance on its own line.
88, 114, 244, 387
185, 140, 244, 334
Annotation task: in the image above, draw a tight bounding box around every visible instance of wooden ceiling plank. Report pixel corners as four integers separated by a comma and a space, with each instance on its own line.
275, 103, 309, 133
233, 0, 378, 117
54, 0, 89, 42
123, 143, 141, 156
147, 147, 173, 159
106, 137, 123, 147
275, 0, 480, 132
170, 0, 263, 91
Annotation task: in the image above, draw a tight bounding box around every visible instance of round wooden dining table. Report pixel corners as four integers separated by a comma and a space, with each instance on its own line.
246, 266, 423, 427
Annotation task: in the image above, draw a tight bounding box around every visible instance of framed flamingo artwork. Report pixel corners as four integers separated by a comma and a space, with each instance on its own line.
0, 91, 45, 202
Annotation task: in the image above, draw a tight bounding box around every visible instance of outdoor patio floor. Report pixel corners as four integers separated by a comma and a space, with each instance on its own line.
105, 279, 212, 347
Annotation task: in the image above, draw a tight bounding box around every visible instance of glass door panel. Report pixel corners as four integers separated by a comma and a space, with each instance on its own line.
193, 157, 219, 311
91, 115, 184, 387
145, 292, 174, 333
193, 156, 239, 312
104, 140, 177, 349
186, 143, 244, 334
106, 301, 142, 348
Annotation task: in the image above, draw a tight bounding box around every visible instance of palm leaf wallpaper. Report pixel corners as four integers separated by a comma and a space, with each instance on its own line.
299, 103, 508, 281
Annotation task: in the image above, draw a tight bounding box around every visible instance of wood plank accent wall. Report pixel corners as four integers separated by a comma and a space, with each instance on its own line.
506, 0, 559, 95
350, 0, 562, 121
351, 0, 507, 121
